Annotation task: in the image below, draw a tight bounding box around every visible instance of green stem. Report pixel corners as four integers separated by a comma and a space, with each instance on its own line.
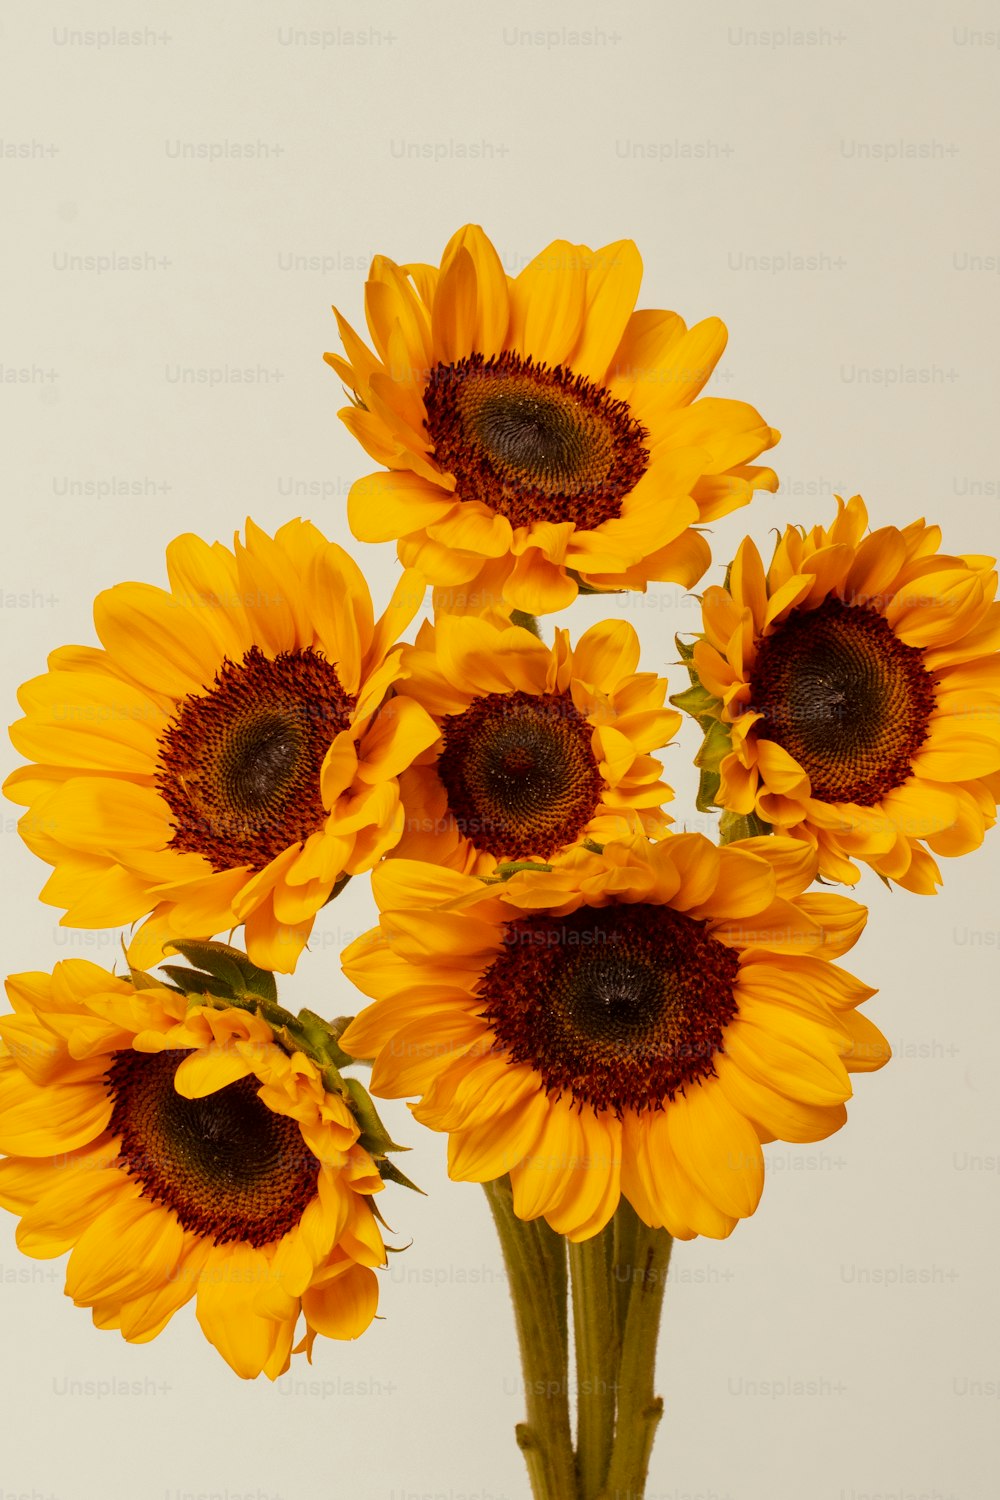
569, 1229, 618, 1497
600, 1204, 673, 1500
483, 1178, 578, 1499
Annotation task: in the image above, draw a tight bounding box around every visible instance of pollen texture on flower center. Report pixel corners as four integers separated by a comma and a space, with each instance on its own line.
749, 598, 937, 804
435, 689, 604, 859
106, 1048, 319, 1248
477, 903, 741, 1114
423, 350, 650, 530
156, 646, 356, 872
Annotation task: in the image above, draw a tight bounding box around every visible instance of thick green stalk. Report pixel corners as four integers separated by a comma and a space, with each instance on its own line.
611, 1198, 640, 1345
482, 1178, 578, 1499
600, 1204, 673, 1500
569, 1229, 618, 1497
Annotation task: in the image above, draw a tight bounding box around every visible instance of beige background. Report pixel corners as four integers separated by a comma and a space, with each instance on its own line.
2, 2, 999, 1498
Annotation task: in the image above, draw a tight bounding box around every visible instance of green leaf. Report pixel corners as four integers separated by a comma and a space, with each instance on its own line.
165, 940, 278, 1005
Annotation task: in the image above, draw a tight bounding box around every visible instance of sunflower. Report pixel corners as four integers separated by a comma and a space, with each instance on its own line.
339, 835, 887, 1242
676, 496, 1000, 890
326, 225, 780, 615
393, 612, 680, 873
0, 957, 386, 1378
4, 519, 438, 972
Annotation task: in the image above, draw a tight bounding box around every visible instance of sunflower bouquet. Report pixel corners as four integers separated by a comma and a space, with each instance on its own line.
2, 226, 998, 1500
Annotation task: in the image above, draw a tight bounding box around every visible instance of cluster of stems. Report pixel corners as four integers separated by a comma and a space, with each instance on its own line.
484, 1177, 673, 1500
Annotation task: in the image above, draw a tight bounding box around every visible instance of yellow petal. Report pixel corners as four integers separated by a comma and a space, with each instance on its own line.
302, 1262, 378, 1341
666, 1083, 764, 1220
94, 583, 216, 697
567, 240, 643, 385
196, 1245, 292, 1378
66, 1197, 187, 1305
508, 239, 586, 367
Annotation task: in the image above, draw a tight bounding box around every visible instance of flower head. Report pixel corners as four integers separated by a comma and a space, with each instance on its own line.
4, 519, 438, 971
394, 612, 680, 872
340, 836, 887, 1242
0, 954, 388, 1378
328, 225, 780, 614
677, 496, 1000, 889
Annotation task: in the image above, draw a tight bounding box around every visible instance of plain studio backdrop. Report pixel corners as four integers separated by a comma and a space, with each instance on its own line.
2, 4, 998, 1499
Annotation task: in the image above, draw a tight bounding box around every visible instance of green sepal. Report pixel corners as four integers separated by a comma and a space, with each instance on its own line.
718, 809, 772, 845
510, 610, 541, 639
669, 682, 719, 721
369, 1198, 398, 1234
154, 943, 417, 1170
126, 961, 167, 993
296, 1008, 354, 1070
165, 939, 278, 1005
696, 767, 721, 814
159, 965, 234, 1001
672, 630, 727, 732
321, 872, 351, 908
379, 1159, 426, 1195
693, 720, 734, 813
482, 860, 554, 883
326, 1014, 371, 1066
342, 1076, 410, 1158
694, 718, 732, 775
567, 569, 626, 597
674, 633, 697, 667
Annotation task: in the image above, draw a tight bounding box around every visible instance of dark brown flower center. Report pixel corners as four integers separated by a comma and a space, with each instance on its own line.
435, 689, 603, 860
106, 1048, 319, 1247
156, 646, 356, 872
422, 350, 649, 530
478, 904, 740, 1115
749, 597, 937, 805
